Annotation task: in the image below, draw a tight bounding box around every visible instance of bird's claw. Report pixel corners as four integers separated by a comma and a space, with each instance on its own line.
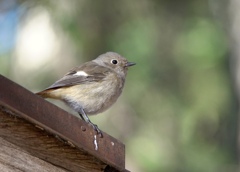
91, 123, 103, 138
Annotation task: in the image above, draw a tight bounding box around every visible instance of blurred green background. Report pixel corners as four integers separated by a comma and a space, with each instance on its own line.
0, 0, 238, 171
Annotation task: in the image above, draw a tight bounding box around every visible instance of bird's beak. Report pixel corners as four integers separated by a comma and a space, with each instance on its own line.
125, 62, 136, 67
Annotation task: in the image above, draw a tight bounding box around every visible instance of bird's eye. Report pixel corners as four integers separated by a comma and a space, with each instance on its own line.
111, 59, 118, 64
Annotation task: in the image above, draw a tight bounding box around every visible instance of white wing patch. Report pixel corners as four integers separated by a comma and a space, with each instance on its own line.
73, 71, 88, 76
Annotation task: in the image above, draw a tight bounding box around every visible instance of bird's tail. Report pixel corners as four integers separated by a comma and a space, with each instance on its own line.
36, 88, 63, 99
36, 90, 50, 98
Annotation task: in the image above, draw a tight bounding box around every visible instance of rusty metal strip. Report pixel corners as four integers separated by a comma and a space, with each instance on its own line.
0, 75, 127, 171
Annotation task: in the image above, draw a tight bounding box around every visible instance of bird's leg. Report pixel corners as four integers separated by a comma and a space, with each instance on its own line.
78, 108, 103, 137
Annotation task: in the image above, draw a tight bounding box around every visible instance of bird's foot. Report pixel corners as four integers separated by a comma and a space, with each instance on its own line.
90, 122, 103, 138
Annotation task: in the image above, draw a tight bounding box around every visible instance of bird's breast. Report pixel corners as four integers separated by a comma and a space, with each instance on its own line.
63, 73, 125, 115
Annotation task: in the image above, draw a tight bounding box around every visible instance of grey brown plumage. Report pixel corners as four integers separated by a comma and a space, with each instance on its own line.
36, 52, 135, 136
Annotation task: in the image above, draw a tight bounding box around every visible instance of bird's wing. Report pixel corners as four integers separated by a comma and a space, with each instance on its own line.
45, 62, 111, 90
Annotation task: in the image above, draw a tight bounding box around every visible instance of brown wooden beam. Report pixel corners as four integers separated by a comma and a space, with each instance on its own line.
0, 75, 128, 172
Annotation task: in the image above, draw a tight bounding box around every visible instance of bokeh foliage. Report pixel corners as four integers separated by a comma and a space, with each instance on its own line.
0, 0, 235, 171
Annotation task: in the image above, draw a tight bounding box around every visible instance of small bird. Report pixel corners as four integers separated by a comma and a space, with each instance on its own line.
36, 52, 135, 137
